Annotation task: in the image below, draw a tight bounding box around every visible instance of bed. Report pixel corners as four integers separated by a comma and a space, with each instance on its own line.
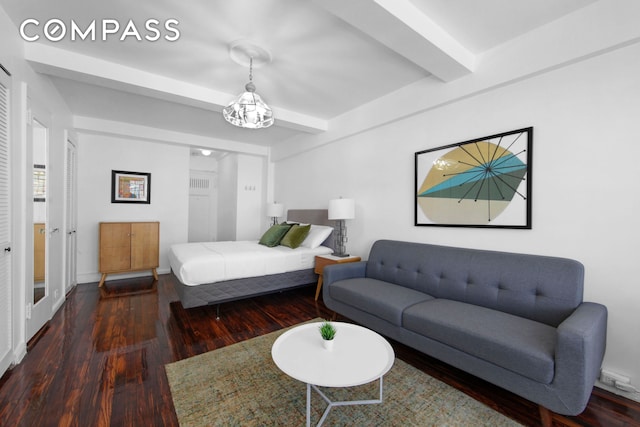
169, 209, 336, 311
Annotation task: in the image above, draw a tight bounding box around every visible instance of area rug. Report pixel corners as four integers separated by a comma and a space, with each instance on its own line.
165, 319, 522, 426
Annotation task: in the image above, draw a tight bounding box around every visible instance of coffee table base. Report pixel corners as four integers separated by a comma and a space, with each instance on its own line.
306, 376, 384, 427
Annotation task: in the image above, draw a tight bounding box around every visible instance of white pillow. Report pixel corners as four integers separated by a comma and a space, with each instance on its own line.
300, 225, 333, 249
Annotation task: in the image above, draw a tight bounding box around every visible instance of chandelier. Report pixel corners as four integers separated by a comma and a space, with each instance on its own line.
223, 53, 274, 129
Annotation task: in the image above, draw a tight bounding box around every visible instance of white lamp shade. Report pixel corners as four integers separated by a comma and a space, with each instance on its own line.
328, 198, 355, 220
266, 203, 284, 217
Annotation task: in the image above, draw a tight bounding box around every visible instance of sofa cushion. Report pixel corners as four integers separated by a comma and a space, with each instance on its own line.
328, 278, 434, 326
403, 299, 556, 384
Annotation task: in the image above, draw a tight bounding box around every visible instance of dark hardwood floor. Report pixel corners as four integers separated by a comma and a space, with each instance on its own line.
1, 274, 638, 426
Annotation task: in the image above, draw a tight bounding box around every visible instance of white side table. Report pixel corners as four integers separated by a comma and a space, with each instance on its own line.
272, 322, 395, 426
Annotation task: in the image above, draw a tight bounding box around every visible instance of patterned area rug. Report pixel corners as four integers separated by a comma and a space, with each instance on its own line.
165, 319, 522, 426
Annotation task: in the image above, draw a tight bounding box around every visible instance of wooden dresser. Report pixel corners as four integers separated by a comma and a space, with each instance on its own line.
99, 221, 159, 286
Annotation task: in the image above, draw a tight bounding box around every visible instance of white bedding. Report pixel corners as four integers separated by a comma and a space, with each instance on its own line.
169, 240, 333, 286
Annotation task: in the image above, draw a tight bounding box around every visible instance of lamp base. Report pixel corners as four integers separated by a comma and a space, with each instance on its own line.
332, 219, 350, 258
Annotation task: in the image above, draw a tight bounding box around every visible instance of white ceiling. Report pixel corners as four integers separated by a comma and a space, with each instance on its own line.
1, 0, 598, 149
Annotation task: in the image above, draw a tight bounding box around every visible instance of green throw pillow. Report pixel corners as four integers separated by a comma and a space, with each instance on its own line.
259, 224, 291, 247
280, 224, 311, 249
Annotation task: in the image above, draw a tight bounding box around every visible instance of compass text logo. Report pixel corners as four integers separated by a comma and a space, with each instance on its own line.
20, 18, 180, 42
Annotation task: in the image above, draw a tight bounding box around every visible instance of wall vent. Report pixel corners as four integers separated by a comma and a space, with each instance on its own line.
190, 177, 210, 190
189, 171, 216, 196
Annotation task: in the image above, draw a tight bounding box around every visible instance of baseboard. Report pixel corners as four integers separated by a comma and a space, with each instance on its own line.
52, 296, 65, 313
596, 381, 640, 403
12, 343, 27, 366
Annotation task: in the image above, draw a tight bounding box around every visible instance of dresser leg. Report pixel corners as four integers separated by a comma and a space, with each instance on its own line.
152, 268, 158, 281
98, 273, 107, 287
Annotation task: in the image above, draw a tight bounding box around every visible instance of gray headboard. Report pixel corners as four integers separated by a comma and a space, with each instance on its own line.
287, 209, 336, 251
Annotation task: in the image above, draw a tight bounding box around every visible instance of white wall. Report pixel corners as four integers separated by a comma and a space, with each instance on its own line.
274, 42, 640, 399
76, 134, 190, 282
190, 153, 219, 172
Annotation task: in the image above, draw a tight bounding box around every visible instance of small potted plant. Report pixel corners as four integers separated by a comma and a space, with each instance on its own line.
319, 320, 337, 350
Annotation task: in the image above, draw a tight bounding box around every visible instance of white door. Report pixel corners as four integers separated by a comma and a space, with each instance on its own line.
188, 171, 217, 242
0, 67, 13, 376
26, 100, 53, 341
188, 195, 210, 242
64, 138, 77, 293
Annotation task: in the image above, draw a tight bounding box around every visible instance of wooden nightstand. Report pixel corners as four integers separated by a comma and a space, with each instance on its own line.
314, 254, 361, 300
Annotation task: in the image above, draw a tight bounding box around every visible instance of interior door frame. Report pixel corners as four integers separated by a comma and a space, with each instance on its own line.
64, 134, 78, 293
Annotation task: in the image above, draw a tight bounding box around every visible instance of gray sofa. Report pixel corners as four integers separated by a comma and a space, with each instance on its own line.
322, 240, 607, 417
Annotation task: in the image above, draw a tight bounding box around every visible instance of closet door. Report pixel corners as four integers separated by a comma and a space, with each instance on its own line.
0, 68, 13, 376
188, 170, 217, 242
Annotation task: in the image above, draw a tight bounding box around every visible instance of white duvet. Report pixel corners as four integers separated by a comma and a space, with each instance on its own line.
168, 240, 333, 286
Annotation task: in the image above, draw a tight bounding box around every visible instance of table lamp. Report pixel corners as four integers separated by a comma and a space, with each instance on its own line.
266, 202, 284, 226
328, 198, 355, 257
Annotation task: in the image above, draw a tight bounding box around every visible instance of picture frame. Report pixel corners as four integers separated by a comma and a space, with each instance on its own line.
415, 127, 532, 229
111, 170, 151, 204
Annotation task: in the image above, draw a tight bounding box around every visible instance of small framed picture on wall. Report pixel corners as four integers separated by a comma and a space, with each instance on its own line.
111, 170, 151, 204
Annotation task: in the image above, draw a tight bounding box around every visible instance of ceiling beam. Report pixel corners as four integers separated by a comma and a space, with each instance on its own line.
24, 43, 327, 134
73, 116, 269, 156
315, 0, 475, 82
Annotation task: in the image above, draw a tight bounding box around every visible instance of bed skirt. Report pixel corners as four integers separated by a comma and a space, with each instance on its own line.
173, 268, 319, 309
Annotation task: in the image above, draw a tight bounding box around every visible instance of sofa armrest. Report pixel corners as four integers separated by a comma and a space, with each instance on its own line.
553, 302, 608, 413
323, 261, 367, 288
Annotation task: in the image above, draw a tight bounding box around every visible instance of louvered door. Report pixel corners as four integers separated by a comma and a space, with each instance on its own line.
188, 170, 216, 242
0, 69, 13, 376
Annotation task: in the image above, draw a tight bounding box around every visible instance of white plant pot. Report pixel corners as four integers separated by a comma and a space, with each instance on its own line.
322, 339, 334, 351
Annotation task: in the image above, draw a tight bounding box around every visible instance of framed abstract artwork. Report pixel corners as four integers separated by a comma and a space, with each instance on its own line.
415, 127, 532, 228
111, 170, 151, 204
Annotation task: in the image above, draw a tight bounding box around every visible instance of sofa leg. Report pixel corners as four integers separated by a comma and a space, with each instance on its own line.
539, 405, 553, 427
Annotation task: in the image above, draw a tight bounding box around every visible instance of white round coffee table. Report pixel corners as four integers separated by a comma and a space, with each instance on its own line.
271, 321, 395, 426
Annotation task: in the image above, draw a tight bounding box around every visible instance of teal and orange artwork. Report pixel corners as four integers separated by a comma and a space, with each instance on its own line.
415, 128, 531, 227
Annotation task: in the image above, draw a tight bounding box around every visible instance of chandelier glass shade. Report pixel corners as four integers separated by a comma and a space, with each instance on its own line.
223, 57, 274, 129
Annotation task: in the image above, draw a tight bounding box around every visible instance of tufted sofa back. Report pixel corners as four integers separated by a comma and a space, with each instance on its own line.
365, 240, 584, 327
